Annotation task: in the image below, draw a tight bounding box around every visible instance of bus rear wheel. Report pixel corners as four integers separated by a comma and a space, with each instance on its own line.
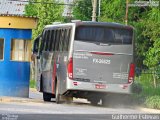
90, 98, 100, 106
43, 92, 52, 102
102, 98, 108, 106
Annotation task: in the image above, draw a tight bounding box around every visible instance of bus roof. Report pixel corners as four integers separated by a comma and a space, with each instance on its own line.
44, 21, 133, 30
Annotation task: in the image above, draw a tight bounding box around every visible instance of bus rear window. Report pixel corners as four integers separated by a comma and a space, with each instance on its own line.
75, 26, 133, 44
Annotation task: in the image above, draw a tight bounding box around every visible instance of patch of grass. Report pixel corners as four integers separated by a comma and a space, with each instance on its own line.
30, 80, 36, 88
145, 96, 160, 109
134, 73, 160, 109
142, 86, 160, 97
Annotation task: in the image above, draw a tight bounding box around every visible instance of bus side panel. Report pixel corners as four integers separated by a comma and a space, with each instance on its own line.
57, 52, 69, 95
41, 51, 53, 93
35, 58, 42, 92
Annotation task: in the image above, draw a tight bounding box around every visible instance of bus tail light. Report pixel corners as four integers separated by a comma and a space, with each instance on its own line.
68, 57, 73, 80
128, 63, 135, 83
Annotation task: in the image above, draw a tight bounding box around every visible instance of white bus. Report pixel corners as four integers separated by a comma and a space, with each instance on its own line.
32, 21, 135, 105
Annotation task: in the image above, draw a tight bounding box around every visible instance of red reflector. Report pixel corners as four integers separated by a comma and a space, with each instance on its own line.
90, 52, 114, 56
68, 57, 73, 79
128, 63, 135, 83
122, 84, 128, 89
73, 82, 78, 86
95, 84, 106, 89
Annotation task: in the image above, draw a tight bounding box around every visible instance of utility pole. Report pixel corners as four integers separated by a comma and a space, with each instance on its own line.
125, 0, 129, 25
92, 0, 97, 21
98, 0, 101, 21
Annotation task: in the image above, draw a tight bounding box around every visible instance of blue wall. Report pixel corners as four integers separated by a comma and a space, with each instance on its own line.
0, 28, 32, 97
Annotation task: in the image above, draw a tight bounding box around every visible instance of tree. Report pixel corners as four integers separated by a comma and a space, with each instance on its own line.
143, 8, 160, 88
73, 0, 92, 21
25, 0, 64, 40
99, 0, 126, 23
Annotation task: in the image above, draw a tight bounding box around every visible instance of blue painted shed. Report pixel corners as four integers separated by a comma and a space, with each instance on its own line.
0, 15, 38, 97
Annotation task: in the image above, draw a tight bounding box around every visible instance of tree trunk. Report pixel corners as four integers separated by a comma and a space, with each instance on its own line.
153, 72, 157, 88
92, 0, 97, 21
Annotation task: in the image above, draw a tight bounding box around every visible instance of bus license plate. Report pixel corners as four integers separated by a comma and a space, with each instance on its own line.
95, 84, 106, 89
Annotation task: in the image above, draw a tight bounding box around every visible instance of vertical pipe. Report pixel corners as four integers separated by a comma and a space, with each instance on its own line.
92, 0, 97, 22
125, 0, 129, 25
98, 0, 101, 17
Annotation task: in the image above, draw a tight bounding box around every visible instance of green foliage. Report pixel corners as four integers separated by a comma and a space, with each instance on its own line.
25, 0, 64, 40
136, 72, 153, 87
143, 86, 160, 97
25, 3, 38, 16
145, 96, 160, 109
99, 0, 126, 23
30, 80, 36, 88
73, 0, 92, 21
135, 72, 160, 109
143, 8, 160, 68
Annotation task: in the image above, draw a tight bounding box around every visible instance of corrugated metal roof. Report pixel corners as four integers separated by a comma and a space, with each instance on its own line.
0, 14, 38, 19
0, 0, 27, 15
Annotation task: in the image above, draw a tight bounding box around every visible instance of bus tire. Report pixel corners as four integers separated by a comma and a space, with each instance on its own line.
43, 92, 52, 102
101, 98, 108, 107
55, 82, 61, 104
90, 98, 99, 106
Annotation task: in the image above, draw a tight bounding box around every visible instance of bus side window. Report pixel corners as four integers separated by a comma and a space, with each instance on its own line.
55, 29, 60, 51
62, 29, 67, 51
59, 29, 65, 51
40, 30, 46, 53
33, 35, 40, 54
58, 29, 62, 51
63, 29, 68, 51
43, 31, 47, 51
62, 29, 66, 51
48, 30, 52, 51
47, 30, 51, 51
49, 30, 54, 51
45, 30, 50, 51
65, 28, 71, 51
52, 30, 57, 51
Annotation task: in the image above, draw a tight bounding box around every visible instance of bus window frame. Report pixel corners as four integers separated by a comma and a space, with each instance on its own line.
55, 29, 61, 51
45, 30, 50, 51
51, 30, 56, 51
43, 30, 47, 51
62, 29, 67, 51
48, 30, 53, 51
33, 35, 41, 54
66, 28, 71, 51
40, 30, 46, 53
39, 26, 73, 53
52, 30, 58, 51
59, 29, 65, 52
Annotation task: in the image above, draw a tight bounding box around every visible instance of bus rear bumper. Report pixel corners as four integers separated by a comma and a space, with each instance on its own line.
66, 80, 134, 94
